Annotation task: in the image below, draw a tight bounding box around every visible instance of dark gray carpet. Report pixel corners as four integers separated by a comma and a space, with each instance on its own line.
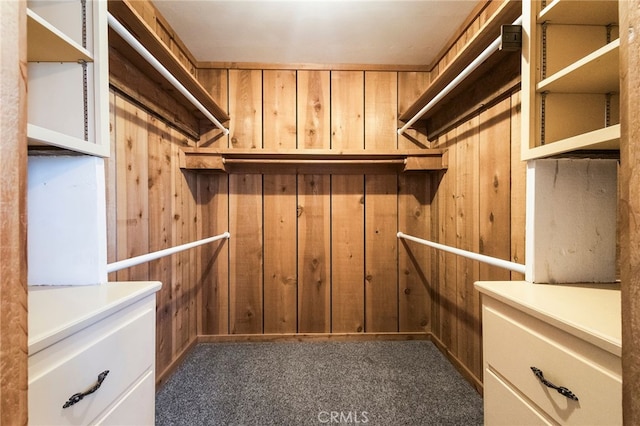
155, 340, 483, 425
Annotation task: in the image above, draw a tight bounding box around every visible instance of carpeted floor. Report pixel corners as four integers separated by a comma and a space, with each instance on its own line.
155, 340, 483, 425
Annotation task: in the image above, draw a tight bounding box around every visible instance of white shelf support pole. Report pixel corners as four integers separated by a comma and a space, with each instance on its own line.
397, 231, 525, 274
398, 16, 522, 136
106, 13, 230, 135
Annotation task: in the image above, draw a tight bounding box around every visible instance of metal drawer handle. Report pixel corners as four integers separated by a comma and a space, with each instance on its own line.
62, 370, 110, 409
530, 366, 578, 401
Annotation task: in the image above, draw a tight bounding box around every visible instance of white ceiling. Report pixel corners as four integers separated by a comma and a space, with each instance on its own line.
152, 0, 479, 67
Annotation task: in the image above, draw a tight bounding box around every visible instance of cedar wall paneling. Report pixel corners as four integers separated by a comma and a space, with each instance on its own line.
108, 0, 526, 391
107, 89, 204, 381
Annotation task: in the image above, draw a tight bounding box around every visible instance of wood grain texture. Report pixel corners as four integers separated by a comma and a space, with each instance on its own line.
365, 175, 399, 332
454, 116, 480, 379
619, 1, 640, 422
229, 174, 263, 334
331, 175, 365, 333
198, 68, 230, 148
264, 70, 297, 149
398, 175, 431, 332
331, 71, 364, 149
230, 69, 262, 149
0, 1, 27, 422
197, 174, 230, 335
298, 175, 331, 332
365, 71, 398, 150
114, 97, 150, 282
298, 71, 330, 149
398, 71, 431, 149
263, 175, 298, 333
509, 92, 526, 281
148, 115, 174, 372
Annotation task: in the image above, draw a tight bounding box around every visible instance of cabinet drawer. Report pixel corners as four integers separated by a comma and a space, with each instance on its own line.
29, 297, 155, 425
92, 369, 155, 425
483, 300, 621, 425
484, 368, 553, 426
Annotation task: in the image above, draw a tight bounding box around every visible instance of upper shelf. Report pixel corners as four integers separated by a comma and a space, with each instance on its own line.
398, 0, 522, 125
537, 39, 620, 93
538, 0, 619, 25
180, 149, 448, 175
107, 0, 229, 132
27, 8, 93, 62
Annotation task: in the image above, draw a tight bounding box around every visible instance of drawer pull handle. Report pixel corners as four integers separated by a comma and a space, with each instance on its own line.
530, 367, 578, 401
62, 370, 110, 409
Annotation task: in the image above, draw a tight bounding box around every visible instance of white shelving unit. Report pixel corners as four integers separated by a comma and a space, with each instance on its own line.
27, 0, 109, 157
27, 0, 110, 286
522, 0, 620, 160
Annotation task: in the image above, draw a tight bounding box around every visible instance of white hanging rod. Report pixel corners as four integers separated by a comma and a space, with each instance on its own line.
397, 231, 525, 274
398, 16, 522, 136
107, 232, 230, 273
107, 13, 230, 136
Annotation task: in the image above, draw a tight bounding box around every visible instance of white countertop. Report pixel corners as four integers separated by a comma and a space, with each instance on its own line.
29, 281, 162, 355
475, 281, 621, 356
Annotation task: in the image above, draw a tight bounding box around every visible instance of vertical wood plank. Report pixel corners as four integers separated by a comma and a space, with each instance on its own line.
330, 70, 366, 333
229, 69, 262, 149
298, 175, 331, 332
510, 92, 526, 280
398, 71, 431, 149
365, 175, 399, 332
620, 2, 640, 421
198, 174, 230, 335
0, 1, 27, 421
440, 130, 458, 353
263, 70, 297, 149
106, 90, 117, 282
479, 98, 512, 282
398, 175, 431, 332
198, 68, 229, 148
148, 114, 174, 375
298, 70, 330, 149
331, 71, 364, 149
331, 176, 365, 333
263, 70, 298, 333
229, 174, 263, 334
364, 71, 398, 150
114, 97, 150, 282
455, 115, 480, 377
263, 175, 298, 333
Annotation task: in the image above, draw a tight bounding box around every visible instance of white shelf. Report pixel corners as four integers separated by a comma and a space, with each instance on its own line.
537, 39, 620, 94
522, 124, 619, 160
27, 8, 92, 62
538, 0, 619, 25
27, 123, 109, 157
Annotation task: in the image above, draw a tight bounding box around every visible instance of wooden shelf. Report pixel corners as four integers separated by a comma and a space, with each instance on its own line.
108, 0, 229, 134
180, 149, 448, 174
521, 124, 619, 160
537, 39, 619, 93
538, 0, 618, 25
27, 8, 92, 62
398, 0, 521, 125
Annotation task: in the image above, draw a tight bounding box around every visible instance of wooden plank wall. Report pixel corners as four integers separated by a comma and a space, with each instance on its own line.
0, 1, 28, 422
106, 87, 205, 381
107, 0, 526, 391
195, 69, 434, 337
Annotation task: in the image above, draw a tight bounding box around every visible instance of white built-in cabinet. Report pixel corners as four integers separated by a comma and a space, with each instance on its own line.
26, 2, 160, 424
27, 0, 109, 286
520, 0, 620, 284
521, 0, 620, 159
27, 0, 109, 157
479, 1, 622, 423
